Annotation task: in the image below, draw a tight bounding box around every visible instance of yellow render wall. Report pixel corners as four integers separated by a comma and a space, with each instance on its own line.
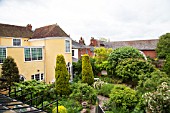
0, 37, 30, 46
44, 38, 72, 83
29, 40, 45, 46
6, 47, 44, 80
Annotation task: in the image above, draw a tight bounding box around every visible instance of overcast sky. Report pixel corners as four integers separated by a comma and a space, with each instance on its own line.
0, 0, 169, 44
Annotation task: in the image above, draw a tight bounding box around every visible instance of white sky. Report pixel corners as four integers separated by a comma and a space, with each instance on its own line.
0, 0, 170, 44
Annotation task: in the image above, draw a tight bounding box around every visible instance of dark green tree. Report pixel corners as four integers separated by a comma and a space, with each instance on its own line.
156, 33, 170, 59
1, 56, 20, 86
55, 54, 70, 96
82, 54, 94, 85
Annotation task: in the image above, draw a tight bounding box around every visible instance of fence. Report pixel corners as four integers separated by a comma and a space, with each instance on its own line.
0, 83, 59, 113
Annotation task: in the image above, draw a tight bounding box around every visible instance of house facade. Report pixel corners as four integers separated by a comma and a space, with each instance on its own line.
0, 23, 72, 83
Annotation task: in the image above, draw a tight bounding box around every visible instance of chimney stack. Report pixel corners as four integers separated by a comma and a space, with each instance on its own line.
26, 24, 32, 31
79, 37, 85, 45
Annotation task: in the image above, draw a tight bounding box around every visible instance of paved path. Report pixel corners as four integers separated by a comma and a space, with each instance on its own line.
89, 95, 109, 113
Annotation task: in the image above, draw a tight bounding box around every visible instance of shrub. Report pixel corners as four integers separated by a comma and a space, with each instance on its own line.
108, 84, 138, 111
93, 79, 105, 89
137, 70, 170, 94
58, 98, 83, 113
70, 82, 97, 104
52, 106, 67, 113
55, 55, 70, 96
143, 82, 170, 113
38, 101, 51, 112
82, 54, 94, 85
98, 83, 114, 97
116, 58, 155, 86
108, 46, 144, 75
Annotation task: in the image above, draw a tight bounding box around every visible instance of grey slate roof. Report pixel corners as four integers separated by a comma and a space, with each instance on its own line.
107, 39, 159, 50
72, 40, 91, 49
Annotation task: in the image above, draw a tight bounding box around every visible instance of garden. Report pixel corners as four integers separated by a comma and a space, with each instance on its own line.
0, 33, 170, 113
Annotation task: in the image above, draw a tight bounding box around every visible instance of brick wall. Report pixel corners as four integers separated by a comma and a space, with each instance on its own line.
78, 48, 94, 59
142, 50, 157, 59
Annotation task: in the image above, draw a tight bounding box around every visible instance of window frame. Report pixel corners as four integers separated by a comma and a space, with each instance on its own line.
13, 38, 21, 46
72, 50, 74, 56
65, 39, 71, 53
24, 47, 43, 62
31, 73, 44, 81
0, 48, 7, 64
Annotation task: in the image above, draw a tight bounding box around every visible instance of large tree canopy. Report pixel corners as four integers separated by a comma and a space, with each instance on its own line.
108, 46, 144, 75
156, 33, 170, 59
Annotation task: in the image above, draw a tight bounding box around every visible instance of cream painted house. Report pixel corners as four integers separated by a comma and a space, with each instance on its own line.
0, 23, 72, 83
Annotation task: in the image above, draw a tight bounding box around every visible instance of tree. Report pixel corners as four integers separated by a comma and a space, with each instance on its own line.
82, 54, 94, 85
108, 46, 144, 75
55, 54, 70, 96
156, 33, 170, 59
94, 47, 113, 64
1, 56, 20, 86
163, 55, 170, 76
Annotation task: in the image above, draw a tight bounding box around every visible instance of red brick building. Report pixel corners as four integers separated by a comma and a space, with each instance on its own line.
89, 37, 159, 59
72, 37, 159, 62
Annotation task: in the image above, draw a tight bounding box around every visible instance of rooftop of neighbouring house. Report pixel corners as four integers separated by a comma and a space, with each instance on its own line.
0, 23, 33, 38
108, 39, 159, 50
32, 24, 69, 39
72, 40, 91, 49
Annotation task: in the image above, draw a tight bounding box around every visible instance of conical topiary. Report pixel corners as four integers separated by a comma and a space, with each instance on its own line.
55, 54, 70, 96
82, 54, 94, 85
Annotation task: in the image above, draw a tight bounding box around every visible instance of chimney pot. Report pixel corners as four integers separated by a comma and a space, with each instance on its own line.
26, 24, 32, 31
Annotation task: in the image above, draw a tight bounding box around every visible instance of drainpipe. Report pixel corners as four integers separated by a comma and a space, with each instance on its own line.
44, 39, 46, 83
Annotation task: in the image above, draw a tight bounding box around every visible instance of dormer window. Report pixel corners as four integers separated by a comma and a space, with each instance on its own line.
13, 38, 21, 46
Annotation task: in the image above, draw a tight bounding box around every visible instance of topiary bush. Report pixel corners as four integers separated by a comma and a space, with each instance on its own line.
55, 54, 70, 96
108, 46, 144, 75
82, 54, 94, 85
52, 106, 67, 113
116, 58, 155, 86
107, 84, 138, 112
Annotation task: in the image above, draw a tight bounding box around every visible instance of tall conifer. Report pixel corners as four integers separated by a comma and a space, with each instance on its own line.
55, 54, 70, 96
82, 54, 94, 85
